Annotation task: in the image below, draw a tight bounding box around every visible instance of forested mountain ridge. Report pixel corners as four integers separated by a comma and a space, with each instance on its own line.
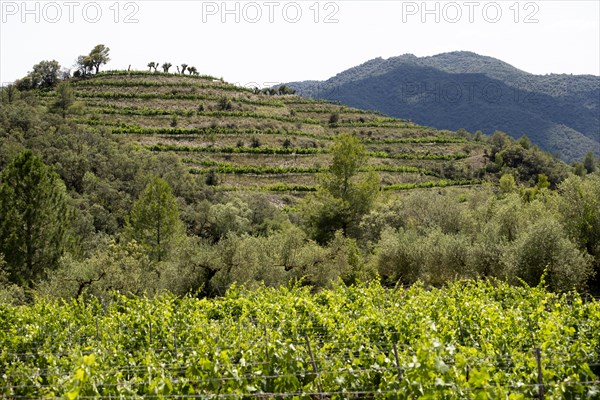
287, 51, 600, 162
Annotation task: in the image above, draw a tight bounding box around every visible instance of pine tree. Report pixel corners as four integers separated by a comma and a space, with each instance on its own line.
125, 177, 184, 262
0, 151, 71, 286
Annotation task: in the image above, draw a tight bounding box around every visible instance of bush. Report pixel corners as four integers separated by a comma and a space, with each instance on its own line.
218, 97, 233, 111
503, 218, 592, 291
250, 136, 261, 148
371, 227, 421, 285
205, 169, 219, 186
328, 112, 339, 126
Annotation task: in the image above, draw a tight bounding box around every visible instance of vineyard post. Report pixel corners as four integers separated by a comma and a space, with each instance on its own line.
263, 325, 269, 360
305, 335, 324, 400
264, 324, 272, 393
392, 342, 403, 379
173, 326, 178, 357
535, 347, 544, 400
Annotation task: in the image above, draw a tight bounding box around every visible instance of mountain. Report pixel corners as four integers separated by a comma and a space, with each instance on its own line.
287, 51, 600, 162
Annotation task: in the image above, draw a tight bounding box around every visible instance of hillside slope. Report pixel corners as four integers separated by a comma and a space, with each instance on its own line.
36, 70, 490, 194
287, 51, 600, 162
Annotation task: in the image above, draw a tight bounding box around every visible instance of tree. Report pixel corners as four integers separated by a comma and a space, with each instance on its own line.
302, 133, 379, 243
188, 66, 198, 75
517, 135, 532, 150
504, 218, 592, 291
87, 44, 110, 74
0, 84, 20, 104
125, 177, 184, 262
329, 112, 340, 126
277, 85, 296, 95
50, 81, 76, 119
0, 151, 71, 286
147, 62, 158, 72
162, 62, 172, 73
16, 60, 62, 89
180, 64, 188, 74
205, 169, 219, 186
488, 130, 512, 158
498, 173, 516, 194
74, 55, 93, 77
558, 175, 600, 288
583, 152, 596, 174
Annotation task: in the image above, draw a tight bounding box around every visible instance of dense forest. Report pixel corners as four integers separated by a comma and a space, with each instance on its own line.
0, 48, 599, 305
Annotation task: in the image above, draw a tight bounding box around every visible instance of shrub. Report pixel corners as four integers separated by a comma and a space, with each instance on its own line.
205, 169, 219, 186
503, 218, 592, 291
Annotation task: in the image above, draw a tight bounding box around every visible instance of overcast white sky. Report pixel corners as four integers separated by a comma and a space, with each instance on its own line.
1, 0, 599, 86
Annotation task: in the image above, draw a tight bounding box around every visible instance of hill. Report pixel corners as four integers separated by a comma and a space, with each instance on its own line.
37, 70, 491, 194
1, 67, 598, 301
287, 51, 600, 163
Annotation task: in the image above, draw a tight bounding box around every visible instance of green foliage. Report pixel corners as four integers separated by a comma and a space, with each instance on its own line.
16, 60, 62, 90
328, 112, 339, 126
218, 97, 233, 111
0, 151, 71, 287
204, 168, 219, 186
124, 177, 184, 262
3, 65, 598, 299
205, 198, 252, 242
503, 218, 592, 291
499, 173, 516, 194
584, 152, 597, 174
517, 134, 532, 149
0, 254, 26, 305
368, 188, 594, 291
0, 85, 20, 104
50, 81, 76, 119
558, 174, 600, 291
1, 281, 599, 397
40, 240, 154, 298
87, 44, 110, 74
149, 143, 326, 155
302, 133, 380, 243
147, 62, 158, 72
382, 179, 481, 191
275, 85, 296, 95
161, 62, 172, 73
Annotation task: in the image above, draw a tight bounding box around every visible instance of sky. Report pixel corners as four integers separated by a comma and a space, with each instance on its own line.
1, 0, 599, 87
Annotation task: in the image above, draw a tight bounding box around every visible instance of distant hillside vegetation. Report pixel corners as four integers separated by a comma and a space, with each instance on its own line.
288, 51, 600, 162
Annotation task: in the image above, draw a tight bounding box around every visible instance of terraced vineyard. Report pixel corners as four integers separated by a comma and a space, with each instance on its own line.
41, 71, 488, 195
